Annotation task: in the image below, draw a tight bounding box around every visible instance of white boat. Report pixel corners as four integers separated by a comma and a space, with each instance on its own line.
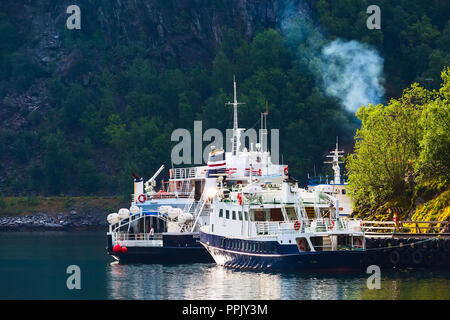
307, 138, 353, 217
196, 84, 366, 271
106, 78, 287, 263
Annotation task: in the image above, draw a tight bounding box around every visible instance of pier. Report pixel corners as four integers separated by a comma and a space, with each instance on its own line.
362, 220, 450, 269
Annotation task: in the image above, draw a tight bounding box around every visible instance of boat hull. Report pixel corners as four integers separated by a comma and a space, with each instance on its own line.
107, 233, 214, 264
108, 246, 214, 264
200, 231, 365, 272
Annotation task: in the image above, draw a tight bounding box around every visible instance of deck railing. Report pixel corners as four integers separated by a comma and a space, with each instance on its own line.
113, 232, 163, 242
172, 166, 207, 180
254, 218, 363, 236
362, 220, 449, 237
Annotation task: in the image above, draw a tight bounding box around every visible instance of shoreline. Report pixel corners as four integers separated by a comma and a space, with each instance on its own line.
0, 195, 129, 231
0, 211, 109, 232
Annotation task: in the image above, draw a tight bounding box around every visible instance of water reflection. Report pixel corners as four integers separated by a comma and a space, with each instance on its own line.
106, 263, 372, 300
1, 232, 448, 300
107, 262, 450, 300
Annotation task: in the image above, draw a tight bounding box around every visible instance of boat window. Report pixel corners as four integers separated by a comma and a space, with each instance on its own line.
254, 210, 266, 222
226, 210, 230, 219
219, 209, 223, 218
238, 211, 243, 220
244, 211, 248, 220
232, 211, 236, 220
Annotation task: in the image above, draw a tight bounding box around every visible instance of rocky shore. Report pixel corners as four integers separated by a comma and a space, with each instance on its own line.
0, 210, 109, 232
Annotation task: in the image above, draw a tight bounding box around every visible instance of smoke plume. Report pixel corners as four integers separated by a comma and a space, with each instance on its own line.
280, 2, 385, 113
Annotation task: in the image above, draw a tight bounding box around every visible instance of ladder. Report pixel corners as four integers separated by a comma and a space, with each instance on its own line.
294, 194, 309, 221
190, 196, 208, 232
183, 188, 196, 213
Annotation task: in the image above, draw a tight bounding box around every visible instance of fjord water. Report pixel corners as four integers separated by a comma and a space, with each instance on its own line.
1, 232, 449, 300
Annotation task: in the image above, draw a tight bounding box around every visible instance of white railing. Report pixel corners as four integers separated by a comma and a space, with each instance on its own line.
110, 212, 169, 233
112, 232, 163, 241
255, 218, 363, 236
172, 166, 207, 180
255, 220, 308, 235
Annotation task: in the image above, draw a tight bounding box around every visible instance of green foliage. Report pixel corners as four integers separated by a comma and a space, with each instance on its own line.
347, 68, 450, 212
2, 1, 448, 198
0, 195, 6, 209
314, 0, 450, 94
416, 69, 450, 182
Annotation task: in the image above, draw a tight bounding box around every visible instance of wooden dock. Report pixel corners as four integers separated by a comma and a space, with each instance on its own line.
361, 220, 450, 268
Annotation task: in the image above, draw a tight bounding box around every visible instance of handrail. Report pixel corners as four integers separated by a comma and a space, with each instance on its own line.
361, 220, 449, 235
113, 232, 163, 241
254, 218, 361, 235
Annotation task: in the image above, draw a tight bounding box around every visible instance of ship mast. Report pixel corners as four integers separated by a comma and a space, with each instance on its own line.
226, 76, 244, 157
260, 101, 269, 152
324, 137, 344, 184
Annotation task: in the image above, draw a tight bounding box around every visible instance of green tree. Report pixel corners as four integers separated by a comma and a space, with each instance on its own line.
416, 68, 450, 182
347, 68, 449, 211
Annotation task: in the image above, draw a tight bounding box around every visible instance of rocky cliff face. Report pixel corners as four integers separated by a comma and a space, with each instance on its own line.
2, 0, 290, 71
0, 0, 299, 137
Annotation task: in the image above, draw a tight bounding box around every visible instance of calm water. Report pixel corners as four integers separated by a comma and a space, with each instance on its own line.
0, 232, 449, 300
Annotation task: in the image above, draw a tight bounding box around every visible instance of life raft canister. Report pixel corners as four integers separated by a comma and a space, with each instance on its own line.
138, 194, 146, 203
294, 220, 301, 231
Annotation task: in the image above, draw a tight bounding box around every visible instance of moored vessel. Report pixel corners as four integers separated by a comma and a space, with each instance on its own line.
106, 78, 287, 263
198, 87, 366, 271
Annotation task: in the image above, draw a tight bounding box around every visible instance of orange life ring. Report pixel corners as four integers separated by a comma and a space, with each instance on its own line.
329, 220, 335, 230
297, 239, 306, 251
294, 220, 301, 231
354, 238, 363, 248
138, 194, 146, 203
258, 169, 262, 176
237, 193, 242, 205
284, 167, 288, 175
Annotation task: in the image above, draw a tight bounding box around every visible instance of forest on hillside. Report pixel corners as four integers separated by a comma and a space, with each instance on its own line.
0, 0, 448, 199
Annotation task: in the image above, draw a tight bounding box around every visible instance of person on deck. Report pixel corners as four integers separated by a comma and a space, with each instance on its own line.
149, 225, 154, 236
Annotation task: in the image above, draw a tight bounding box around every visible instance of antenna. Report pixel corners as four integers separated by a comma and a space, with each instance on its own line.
324, 136, 344, 184
226, 76, 245, 156
260, 101, 269, 153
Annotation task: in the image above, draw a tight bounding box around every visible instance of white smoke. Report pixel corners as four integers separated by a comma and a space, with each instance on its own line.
321, 39, 385, 112
280, 2, 385, 113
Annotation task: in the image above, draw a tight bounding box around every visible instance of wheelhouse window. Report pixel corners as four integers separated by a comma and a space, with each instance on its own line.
232, 211, 236, 220
225, 210, 230, 219
219, 209, 223, 218
238, 211, 243, 220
